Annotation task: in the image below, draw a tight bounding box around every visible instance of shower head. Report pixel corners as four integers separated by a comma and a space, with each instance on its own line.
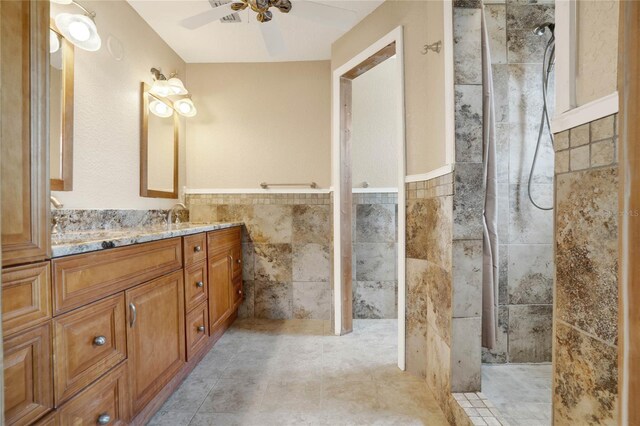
533, 22, 555, 36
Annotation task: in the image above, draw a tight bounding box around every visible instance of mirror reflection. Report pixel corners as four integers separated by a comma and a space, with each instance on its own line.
141, 83, 178, 198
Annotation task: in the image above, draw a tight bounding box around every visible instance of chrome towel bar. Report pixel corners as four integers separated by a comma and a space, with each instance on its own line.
260, 182, 318, 189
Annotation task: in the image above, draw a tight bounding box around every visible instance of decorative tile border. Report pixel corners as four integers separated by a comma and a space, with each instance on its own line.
186, 193, 331, 205
405, 172, 454, 200
453, 393, 509, 426
554, 114, 618, 175
352, 192, 398, 205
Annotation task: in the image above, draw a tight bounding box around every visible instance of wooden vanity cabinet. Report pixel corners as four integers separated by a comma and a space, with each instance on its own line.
0, 0, 50, 267
126, 270, 186, 416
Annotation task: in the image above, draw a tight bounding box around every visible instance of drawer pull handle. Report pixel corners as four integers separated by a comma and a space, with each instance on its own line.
194, 245, 202, 253
93, 336, 107, 346
197, 325, 205, 332
129, 303, 137, 327
196, 281, 204, 288
97, 413, 111, 425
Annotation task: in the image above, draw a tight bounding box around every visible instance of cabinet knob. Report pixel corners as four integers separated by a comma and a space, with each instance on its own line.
97, 413, 111, 425
93, 336, 107, 346
197, 325, 205, 332
238, 289, 242, 295
196, 281, 204, 288
194, 245, 202, 253
237, 258, 242, 264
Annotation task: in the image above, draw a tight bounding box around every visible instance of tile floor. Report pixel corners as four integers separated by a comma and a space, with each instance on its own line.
481, 364, 552, 426
149, 319, 449, 425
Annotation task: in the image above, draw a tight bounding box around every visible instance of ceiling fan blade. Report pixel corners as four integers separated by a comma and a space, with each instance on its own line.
180, 3, 235, 30
260, 20, 286, 57
289, 1, 357, 31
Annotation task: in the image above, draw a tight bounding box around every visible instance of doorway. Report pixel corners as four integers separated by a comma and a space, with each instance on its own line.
331, 27, 406, 369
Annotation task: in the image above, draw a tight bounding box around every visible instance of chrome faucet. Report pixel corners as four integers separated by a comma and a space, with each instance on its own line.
168, 203, 187, 225
50, 195, 63, 209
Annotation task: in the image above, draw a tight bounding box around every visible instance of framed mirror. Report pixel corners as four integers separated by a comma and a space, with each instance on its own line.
50, 23, 74, 191
140, 82, 178, 198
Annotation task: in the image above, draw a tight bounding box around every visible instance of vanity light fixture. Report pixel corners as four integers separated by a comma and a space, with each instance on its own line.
49, 29, 61, 53
173, 97, 197, 118
167, 77, 188, 96
149, 99, 174, 118
53, 1, 102, 52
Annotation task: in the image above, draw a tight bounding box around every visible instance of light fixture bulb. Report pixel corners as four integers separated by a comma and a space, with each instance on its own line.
174, 98, 197, 117
167, 77, 188, 95
55, 13, 101, 51
68, 20, 90, 41
49, 29, 61, 53
150, 80, 172, 97
149, 100, 173, 118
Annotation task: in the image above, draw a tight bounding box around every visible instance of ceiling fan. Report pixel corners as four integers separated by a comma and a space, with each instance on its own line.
180, 0, 359, 56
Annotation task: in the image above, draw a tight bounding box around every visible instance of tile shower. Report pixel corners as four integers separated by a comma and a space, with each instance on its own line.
483, 0, 555, 365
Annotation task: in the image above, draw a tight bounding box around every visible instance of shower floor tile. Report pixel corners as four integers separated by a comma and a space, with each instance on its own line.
481, 364, 552, 426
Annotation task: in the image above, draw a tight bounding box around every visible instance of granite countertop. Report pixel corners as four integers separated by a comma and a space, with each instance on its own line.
51, 222, 243, 258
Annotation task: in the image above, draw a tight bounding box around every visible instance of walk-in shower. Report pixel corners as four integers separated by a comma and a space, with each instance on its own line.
529, 22, 555, 211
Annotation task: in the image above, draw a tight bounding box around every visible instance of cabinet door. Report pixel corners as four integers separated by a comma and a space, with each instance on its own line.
208, 251, 231, 331
126, 271, 185, 415
0, 0, 50, 267
4, 322, 53, 425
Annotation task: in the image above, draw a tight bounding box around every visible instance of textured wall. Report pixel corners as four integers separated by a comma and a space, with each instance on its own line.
351, 59, 399, 188
187, 193, 332, 320
552, 115, 619, 425
331, 0, 448, 176
185, 61, 331, 189
351, 193, 398, 319
482, 1, 555, 364
50, 1, 186, 209
575, 0, 619, 106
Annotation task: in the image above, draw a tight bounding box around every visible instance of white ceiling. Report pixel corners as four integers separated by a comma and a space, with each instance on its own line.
127, 0, 384, 63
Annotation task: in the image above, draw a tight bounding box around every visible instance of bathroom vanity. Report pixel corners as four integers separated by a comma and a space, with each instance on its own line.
3, 223, 243, 425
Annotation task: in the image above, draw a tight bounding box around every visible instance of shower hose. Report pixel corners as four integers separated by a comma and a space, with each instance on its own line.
528, 35, 555, 211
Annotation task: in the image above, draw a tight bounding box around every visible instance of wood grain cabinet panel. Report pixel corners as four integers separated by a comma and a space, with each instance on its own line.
51, 237, 182, 315
0, 0, 50, 267
207, 227, 241, 257
231, 244, 242, 279
126, 270, 185, 416
53, 293, 127, 405
4, 322, 53, 426
184, 261, 207, 313
208, 252, 231, 331
186, 300, 209, 361
2, 262, 51, 337
231, 276, 243, 309
183, 233, 207, 266
57, 361, 130, 426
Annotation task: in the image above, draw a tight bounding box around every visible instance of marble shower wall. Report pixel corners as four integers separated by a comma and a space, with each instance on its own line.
552, 115, 619, 425
187, 193, 332, 321
482, 0, 555, 364
352, 192, 398, 319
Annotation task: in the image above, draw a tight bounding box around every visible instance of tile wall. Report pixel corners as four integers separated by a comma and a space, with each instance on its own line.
187, 193, 332, 321
352, 192, 398, 319
552, 115, 619, 424
483, 0, 555, 364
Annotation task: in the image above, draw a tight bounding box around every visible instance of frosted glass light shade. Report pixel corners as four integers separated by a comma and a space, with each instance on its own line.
149, 100, 173, 118
50, 29, 61, 53
168, 77, 188, 95
174, 98, 197, 117
150, 80, 172, 97
50, 0, 73, 4
55, 13, 101, 51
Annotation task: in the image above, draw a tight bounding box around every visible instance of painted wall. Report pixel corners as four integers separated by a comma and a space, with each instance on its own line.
50, 1, 186, 209
185, 61, 331, 190
332, 0, 448, 176
351, 58, 399, 188
575, 0, 619, 106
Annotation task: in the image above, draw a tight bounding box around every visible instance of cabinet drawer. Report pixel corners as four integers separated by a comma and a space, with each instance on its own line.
231, 244, 242, 279
52, 238, 182, 315
184, 233, 207, 266
53, 293, 127, 405
207, 227, 241, 256
186, 300, 209, 361
4, 322, 53, 426
184, 260, 207, 312
232, 277, 243, 307
2, 262, 52, 337
57, 361, 130, 426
